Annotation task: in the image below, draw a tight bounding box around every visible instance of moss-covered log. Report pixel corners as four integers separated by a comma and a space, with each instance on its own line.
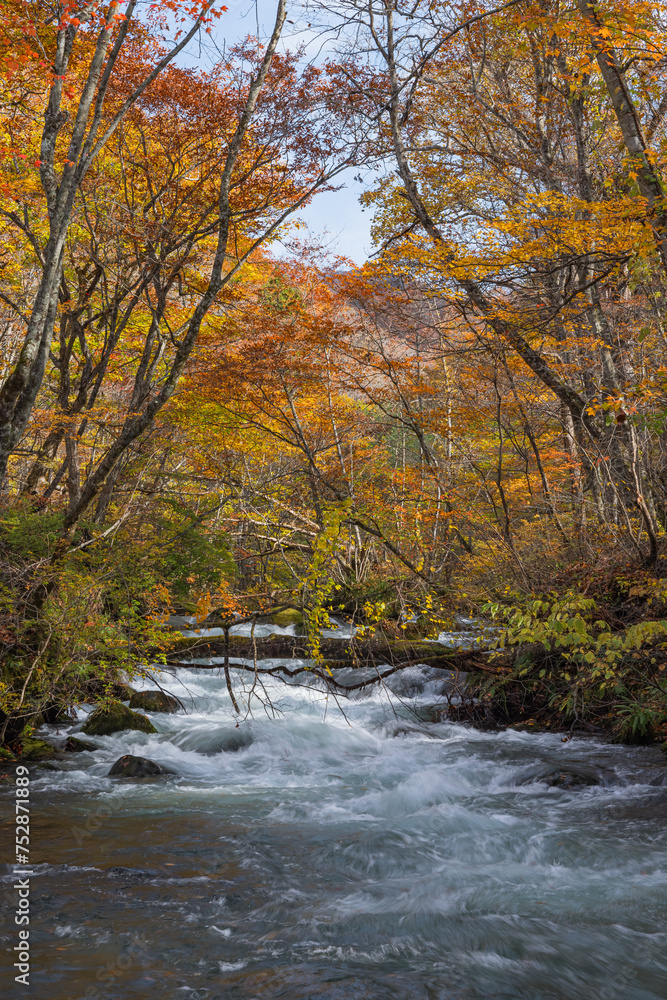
166, 633, 501, 673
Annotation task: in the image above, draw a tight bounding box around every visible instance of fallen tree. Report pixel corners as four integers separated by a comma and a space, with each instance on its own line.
166, 633, 503, 673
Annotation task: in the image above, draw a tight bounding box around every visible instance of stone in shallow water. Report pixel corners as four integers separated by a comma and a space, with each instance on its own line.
128, 690, 179, 713
65, 736, 98, 752
108, 754, 171, 778
517, 764, 605, 788
542, 769, 599, 788
82, 703, 156, 736
107, 866, 159, 879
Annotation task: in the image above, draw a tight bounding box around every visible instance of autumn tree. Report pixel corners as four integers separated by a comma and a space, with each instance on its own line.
333, 0, 667, 564
0, 1, 363, 546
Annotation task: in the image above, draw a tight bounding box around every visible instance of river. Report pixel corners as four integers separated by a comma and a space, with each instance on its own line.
2, 652, 666, 999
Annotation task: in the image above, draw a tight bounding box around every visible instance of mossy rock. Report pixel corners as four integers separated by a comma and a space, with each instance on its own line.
19, 737, 62, 761
661, 741, 667, 756
0, 745, 17, 762
270, 608, 304, 628
82, 703, 157, 737
129, 690, 179, 714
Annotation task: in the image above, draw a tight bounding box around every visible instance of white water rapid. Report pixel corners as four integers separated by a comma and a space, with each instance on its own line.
2, 659, 666, 999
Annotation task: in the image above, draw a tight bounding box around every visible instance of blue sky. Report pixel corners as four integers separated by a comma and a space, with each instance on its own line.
182, 0, 376, 264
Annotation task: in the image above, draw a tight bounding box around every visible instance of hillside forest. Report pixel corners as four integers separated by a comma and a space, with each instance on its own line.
2, 0, 667, 752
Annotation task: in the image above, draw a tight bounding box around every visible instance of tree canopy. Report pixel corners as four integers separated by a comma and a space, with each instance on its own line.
1, 0, 667, 750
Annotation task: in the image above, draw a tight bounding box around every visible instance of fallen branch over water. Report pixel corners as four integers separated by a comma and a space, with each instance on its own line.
166, 634, 509, 686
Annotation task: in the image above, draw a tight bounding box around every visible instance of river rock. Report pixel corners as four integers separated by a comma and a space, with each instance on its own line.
518, 764, 604, 788
65, 736, 98, 752
108, 754, 169, 778
19, 736, 62, 761
542, 769, 599, 788
82, 704, 156, 736
107, 865, 159, 878
128, 690, 179, 713
196, 728, 253, 754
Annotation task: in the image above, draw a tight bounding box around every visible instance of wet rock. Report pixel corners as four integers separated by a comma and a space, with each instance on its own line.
207, 730, 253, 753
186, 727, 254, 755
605, 791, 667, 821
65, 736, 98, 753
542, 769, 599, 788
384, 664, 454, 699
518, 764, 605, 788
649, 771, 667, 787
107, 866, 159, 879
82, 703, 156, 736
128, 690, 179, 713
108, 754, 170, 778
385, 720, 443, 740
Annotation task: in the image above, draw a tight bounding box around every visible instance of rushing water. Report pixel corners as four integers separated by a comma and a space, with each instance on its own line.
2, 657, 666, 1000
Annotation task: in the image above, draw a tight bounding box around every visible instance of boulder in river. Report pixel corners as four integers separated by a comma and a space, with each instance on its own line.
541, 769, 600, 788
192, 728, 253, 754
108, 754, 171, 778
18, 736, 63, 761
65, 735, 98, 752
128, 690, 179, 713
107, 865, 159, 878
82, 703, 156, 736
518, 764, 605, 788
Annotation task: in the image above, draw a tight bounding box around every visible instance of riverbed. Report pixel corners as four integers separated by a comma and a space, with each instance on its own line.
2, 660, 666, 999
